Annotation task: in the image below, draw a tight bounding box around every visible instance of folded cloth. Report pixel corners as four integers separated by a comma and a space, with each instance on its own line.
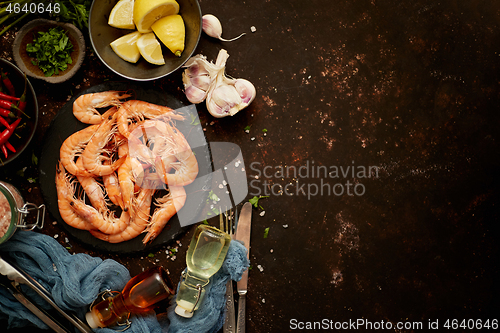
0, 232, 130, 329
166, 240, 249, 333
0, 232, 249, 333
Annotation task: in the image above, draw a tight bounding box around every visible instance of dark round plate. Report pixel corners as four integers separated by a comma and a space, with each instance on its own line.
89, 0, 202, 81
38, 81, 211, 253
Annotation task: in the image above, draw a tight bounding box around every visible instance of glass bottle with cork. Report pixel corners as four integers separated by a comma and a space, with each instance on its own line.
86, 266, 175, 329
175, 224, 231, 318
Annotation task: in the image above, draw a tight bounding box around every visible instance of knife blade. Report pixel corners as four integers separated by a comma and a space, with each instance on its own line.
235, 202, 252, 333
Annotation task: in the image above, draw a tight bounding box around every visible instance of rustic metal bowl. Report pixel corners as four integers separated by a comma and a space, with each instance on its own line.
89, 0, 202, 81
12, 19, 85, 84
0, 58, 38, 166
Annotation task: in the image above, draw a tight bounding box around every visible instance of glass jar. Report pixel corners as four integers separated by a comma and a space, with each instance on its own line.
0, 180, 45, 245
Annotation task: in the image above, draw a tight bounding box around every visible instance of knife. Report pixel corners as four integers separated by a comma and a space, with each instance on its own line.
235, 202, 252, 333
223, 207, 238, 333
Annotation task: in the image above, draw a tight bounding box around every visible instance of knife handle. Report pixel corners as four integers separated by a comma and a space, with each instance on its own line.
223, 280, 236, 333
236, 294, 246, 333
236, 270, 248, 292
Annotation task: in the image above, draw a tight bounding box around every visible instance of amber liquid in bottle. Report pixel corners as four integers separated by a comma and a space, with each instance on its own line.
86, 266, 175, 328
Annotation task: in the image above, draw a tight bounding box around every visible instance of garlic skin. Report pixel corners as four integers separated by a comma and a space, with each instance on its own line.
202, 14, 245, 42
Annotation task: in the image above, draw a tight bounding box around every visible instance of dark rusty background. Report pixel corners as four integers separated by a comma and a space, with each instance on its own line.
1, 0, 499, 332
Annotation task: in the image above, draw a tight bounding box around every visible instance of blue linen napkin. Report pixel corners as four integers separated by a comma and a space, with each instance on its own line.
0, 232, 249, 333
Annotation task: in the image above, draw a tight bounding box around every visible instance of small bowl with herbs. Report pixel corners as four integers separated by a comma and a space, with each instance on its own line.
12, 18, 85, 84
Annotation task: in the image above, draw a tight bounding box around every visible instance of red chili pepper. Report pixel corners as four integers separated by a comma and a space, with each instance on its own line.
0, 116, 11, 128
0, 117, 21, 146
0, 107, 16, 118
0, 100, 21, 111
5, 141, 16, 153
0, 92, 20, 102
0, 71, 15, 96
1, 144, 8, 158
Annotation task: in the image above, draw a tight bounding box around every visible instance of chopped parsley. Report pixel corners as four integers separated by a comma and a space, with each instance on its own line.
249, 195, 269, 209
26, 27, 74, 77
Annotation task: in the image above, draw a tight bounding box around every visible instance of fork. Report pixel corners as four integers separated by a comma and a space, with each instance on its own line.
220, 207, 236, 333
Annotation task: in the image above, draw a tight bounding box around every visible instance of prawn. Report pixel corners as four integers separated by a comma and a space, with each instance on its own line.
73, 91, 130, 124
156, 121, 199, 186
55, 161, 94, 230
59, 124, 99, 177
81, 113, 126, 176
117, 143, 135, 214
143, 185, 186, 244
60, 108, 119, 177
90, 186, 155, 243
102, 164, 125, 209
116, 100, 184, 138
70, 200, 130, 235
75, 157, 107, 212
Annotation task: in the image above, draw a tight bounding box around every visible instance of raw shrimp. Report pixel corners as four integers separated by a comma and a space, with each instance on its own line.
143, 186, 186, 244
116, 100, 184, 138
90, 186, 155, 243
156, 121, 199, 186
81, 113, 126, 176
55, 161, 94, 230
73, 91, 130, 124
75, 158, 107, 212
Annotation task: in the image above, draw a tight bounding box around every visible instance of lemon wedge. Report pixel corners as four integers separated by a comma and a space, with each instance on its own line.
133, 0, 180, 33
108, 0, 135, 30
151, 14, 185, 57
137, 32, 165, 65
110, 31, 142, 63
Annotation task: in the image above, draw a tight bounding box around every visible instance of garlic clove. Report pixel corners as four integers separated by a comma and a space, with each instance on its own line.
185, 85, 209, 104
234, 79, 256, 105
202, 14, 223, 39
202, 14, 245, 42
190, 75, 211, 91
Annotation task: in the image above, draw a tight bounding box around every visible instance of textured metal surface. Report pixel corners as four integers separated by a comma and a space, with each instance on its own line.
1, 0, 499, 332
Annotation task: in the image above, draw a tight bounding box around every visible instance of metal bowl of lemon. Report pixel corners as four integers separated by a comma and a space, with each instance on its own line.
89, 0, 201, 81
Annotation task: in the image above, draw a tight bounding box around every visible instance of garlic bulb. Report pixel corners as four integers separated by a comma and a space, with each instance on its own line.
205, 49, 256, 118
202, 14, 245, 42
181, 49, 256, 118
182, 54, 223, 104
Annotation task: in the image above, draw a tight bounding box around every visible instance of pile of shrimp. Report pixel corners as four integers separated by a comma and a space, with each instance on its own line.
55, 91, 198, 244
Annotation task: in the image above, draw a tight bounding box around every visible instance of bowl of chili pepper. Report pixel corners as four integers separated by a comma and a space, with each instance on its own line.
0, 58, 38, 166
